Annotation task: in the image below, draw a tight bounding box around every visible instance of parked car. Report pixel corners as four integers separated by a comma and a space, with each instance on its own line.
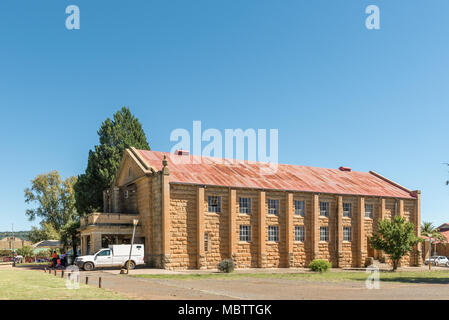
425, 256, 449, 266
74, 244, 144, 271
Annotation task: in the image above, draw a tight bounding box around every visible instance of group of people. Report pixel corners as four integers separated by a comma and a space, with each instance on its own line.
50, 251, 67, 268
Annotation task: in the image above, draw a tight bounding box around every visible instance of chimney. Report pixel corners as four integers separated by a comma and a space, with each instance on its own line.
175, 150, 189, 156
339, 166, 351, 172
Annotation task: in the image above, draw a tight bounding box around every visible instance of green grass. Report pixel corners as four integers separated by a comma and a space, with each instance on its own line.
0, 269, 128, 300
132, 270, 449, 284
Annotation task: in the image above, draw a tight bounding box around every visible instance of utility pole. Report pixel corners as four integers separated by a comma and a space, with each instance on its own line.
12, 223, 15, 267
127, 219, 139, 274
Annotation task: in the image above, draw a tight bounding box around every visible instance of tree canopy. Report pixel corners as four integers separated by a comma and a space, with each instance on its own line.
24, 171, 78, 246
370, 216, 421, 271
74, 107, 150, 215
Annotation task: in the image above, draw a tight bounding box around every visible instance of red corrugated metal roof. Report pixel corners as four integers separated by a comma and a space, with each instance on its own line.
136, 150, 416, 199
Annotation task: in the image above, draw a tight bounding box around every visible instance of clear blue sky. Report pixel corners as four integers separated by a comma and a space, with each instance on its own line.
1, 0, 449, 231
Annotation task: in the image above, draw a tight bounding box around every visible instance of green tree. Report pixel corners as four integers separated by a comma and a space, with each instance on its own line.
24, 171, 78, 253
16, 245, 34, 259
74, 107, 150, 215
28, 222, 60, 243
421, 221, 446, 269
369, 216, 421, 271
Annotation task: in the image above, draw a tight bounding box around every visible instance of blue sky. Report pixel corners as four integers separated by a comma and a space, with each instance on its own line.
1, 0, 449, 230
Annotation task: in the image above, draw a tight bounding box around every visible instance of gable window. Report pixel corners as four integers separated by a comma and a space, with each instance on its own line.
320, 202, 329, 217
268, 226, 279, 242
343, 203, 352, 217
268, 199, 279, 215
295, 226, 305, 242
294, 200, 305, 216
343, 226, 352, 242
239, 197, 251, 214
365, 204, 373, 218
239, 225, 251, 242
320, 226, 329, 242
208, 196, 221, 213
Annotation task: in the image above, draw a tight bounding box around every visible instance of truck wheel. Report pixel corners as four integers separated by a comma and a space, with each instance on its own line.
125, 261, 135, 270
83, 262, 94, 271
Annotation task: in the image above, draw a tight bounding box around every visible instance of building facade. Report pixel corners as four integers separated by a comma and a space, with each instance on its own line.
0, 237, 32, 250
78, 147, 422, 269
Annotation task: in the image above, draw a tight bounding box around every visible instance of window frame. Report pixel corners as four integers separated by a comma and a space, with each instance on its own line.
239, 225, 251, 242
320, 201, 329, 217
365, 203, 374, 219
239, 197, 251, 214
343, 226, 352, 242
268, 199, 280, 215
294, 200, 305, 217
268, 225, 279, 242
294, 225, 305, 242
343, 202, 352, 217
320, 226, 329, 242
208, 195, 221, 213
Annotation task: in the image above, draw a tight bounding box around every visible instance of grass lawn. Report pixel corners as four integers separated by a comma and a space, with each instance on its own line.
132, 270, 449, 284
0, 269, 128, 300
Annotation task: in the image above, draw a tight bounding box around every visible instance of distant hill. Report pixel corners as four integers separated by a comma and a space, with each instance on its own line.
0, 231, 31, 241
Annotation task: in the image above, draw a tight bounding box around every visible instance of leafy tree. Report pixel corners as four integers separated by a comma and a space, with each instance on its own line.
24, 171, 78, 253
74, 107, 150, 215
16, 245, 34, 259
370, 216, 422, 271
421, 221, 446, 269
28, 222, 60, 243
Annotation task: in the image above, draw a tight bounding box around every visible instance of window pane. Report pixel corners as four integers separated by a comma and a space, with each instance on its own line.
268, 226, 279, 241
343, 203, 352, 217
239, 198, 251, 214
208, 196, 221, 213
320, 202, 329, 216
320, 226, 329, 241
365, 204, 373, 218
295, 226, 305, 242
294, 200, 305, 216
268, 199, 279, 215
239, 225, 251, 242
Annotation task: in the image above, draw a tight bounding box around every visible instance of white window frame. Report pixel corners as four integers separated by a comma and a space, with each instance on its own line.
268, 199, 279, 215
294, 225, 305, 242
239, 197, 251, 214
320, 202, 329, 217
365, 204, 373, 219
343, 203, 352, 217
320, 226, 329, 242
268, 226, 279, 242
343, 226, 352, 242
239, 225, 251, 242
294, 200, 305, 216
208, 196, 221, 213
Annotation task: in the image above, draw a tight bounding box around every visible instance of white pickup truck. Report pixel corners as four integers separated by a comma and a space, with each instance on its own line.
74, 244, 145, 271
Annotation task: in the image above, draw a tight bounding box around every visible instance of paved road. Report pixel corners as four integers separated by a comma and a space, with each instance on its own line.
21, 266, 449, 300
80, 270, 449, 300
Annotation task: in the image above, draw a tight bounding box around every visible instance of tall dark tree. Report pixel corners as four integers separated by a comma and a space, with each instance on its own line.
74, 107, 150, 215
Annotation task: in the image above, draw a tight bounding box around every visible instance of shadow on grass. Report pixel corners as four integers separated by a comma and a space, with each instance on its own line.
378, 277, 449, 284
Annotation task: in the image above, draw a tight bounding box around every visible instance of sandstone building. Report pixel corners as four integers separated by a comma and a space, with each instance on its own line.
78, 147, 422, 269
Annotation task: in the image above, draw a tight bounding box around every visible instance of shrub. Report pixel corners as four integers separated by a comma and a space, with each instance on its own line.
309, 259, 332, 272
217, 259, 235, 273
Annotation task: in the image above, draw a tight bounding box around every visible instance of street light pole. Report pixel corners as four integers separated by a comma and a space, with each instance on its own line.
428, 237, 432, 271
12, 224, 15, 267
127, 219, 139, 274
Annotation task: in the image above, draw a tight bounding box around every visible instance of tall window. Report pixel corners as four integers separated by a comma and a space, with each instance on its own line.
320, 226, 329, 242
268, 199, 279, 215
239, 197, 251, 214
365, 204, 373, 218
239, 225, 251, 242
208, 196, 221, 213
295, 226, 305, 242
204, 232, 210, 252
343, 226, 352, 241
294, 200, 305, 216
320, 202, 329, 217
268, 226, 279, 242
343, 203, 352, 217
